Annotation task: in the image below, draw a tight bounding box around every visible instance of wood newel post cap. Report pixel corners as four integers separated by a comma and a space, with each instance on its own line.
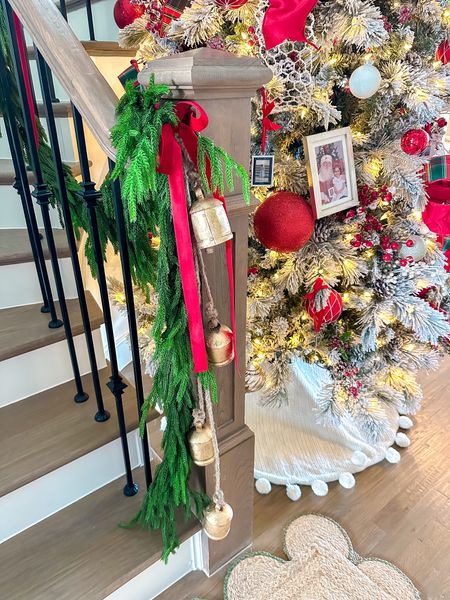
138, 48, 272, 98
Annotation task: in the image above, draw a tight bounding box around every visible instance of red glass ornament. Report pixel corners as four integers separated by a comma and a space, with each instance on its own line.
383, 253, 392, 262
400, 259, 408, 267
254, 191, 314, 253
305, 278, 343, 332
400, 129, 429, 155
364, 240, 373, 248
113, 0, 145, 28
437, 117, 448, 129
215, 0, 248, 8
390, 242, 399, 250
436, 39, 450, 65
406, 239, 414, 247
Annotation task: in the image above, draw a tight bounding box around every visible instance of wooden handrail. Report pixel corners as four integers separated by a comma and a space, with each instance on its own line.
9, 0, 117, 159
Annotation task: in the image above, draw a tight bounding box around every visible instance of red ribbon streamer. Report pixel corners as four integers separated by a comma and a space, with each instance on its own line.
158, 101, 238, 372
260, 87, 282, 154
13, 12, 39, 148
262, 0, 319, 51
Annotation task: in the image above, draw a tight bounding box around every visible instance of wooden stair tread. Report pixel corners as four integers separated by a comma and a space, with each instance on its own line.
0, 293, 103, 362
0, 467, 200, 600
0, 228, 70, 266
0, 367, 158, 498
36, 100, 72, 118
82, 40, 137, 57
0, 158, 83, 185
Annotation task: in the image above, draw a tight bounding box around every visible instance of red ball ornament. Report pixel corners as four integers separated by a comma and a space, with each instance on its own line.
400, 129, 429, 155
383, 253, 392, 262
406, 239, 414, 247
254, 191, 314, 253
113, 0, 145, 29
400, 259, 408, 267
436, 39, 450, 65
305, 278, 343, 333
215, 0, 248, 8
390, 242, 399, 250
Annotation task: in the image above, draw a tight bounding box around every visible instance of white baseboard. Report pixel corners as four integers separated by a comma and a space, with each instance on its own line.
0, 257, 77, 309
104, 531, 205, 600
0, 328, 106, 407
0, 429, 144, 544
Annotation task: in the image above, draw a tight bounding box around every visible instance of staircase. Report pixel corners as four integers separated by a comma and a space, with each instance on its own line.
0, 3, 203, 599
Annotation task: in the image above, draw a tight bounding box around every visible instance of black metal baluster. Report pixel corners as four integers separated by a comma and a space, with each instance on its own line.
72, 108, 138, 496
36, 51, 110, 421
59, 0, 67, 19
3, 1, 88, 402
85, 0, 95, 41
0, 40, 58, 322
109, 162, 152, 488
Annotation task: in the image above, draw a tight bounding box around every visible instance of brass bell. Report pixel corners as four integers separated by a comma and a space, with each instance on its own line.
190, 194, 233, 252
188, 423, 215, 466
206, 324, 234, 367
203, 502, 234, 541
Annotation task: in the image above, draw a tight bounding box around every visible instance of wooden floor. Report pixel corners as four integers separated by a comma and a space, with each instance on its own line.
158, 356, 450, 600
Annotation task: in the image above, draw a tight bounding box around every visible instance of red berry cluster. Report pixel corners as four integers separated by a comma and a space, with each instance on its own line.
247, 26, 259, 47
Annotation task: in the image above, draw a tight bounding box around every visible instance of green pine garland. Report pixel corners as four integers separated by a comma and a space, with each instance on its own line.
110, 78, 249, 559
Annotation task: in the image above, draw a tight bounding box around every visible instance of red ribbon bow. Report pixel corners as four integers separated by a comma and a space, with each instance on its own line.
260, 87, 282, 154
158, 101, 237, 373
262, 0, 319, 51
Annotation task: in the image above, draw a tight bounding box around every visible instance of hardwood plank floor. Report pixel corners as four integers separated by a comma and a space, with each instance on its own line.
158, 355, 450, 600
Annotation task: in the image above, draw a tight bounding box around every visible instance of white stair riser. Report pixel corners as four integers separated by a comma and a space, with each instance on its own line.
0, 329, 106, 406
0, 184, 63, 229
0, 116, 75, 162
104, 532, 205, 600
0, 429, 144, 544
0, 257, 78, 309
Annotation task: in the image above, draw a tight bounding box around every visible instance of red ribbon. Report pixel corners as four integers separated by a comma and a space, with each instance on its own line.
260, 87, 282, 154
13, 12, 39, 148
158, 101, 238, 372
262, 0, 319, 51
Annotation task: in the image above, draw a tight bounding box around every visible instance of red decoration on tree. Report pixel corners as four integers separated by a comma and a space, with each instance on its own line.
113, 0, 145, 28
262, 0, 319, 50
305, 278, 343, 332
400, 129, 429, 155
215, 0, 248, 8
254, 191, 315, 253
436, 39, 450, 65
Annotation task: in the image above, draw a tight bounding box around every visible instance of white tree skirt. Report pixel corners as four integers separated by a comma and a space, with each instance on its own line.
246, 358, 409, 498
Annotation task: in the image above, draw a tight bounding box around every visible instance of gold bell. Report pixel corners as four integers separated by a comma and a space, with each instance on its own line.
188, 423, 215, 466
203, 502, 234, 541
206, 324, 234, 367
190, 195, 233, 251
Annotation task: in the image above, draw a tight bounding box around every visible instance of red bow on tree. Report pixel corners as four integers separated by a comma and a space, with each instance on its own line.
262, 0, 319, 51
260, 87, 282, 154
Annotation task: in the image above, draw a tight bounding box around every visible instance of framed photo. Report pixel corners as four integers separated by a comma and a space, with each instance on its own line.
304, 127, 358, 219
251, 155, 274, 187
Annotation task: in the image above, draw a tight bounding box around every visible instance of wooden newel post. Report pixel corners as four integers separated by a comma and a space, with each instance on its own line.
139, 49, 271, 573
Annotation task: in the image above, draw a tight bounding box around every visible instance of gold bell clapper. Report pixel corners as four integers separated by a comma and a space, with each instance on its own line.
188, 422, 215, 467
190, 192, 233, 253
206, 323, 234, 367
203, 501, 234, 541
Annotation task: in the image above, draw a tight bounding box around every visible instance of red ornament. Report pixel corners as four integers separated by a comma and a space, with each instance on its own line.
437, 117, 448, 129
390, 242, 399, 250
215, 0, 248, 7
254, 191, 314, 253
405, 239, 414, 247
400, 259, 408, 267
436, 39, 450, 65
113, 0, 145, 28
305, 278, 343, 332
400, 129, 429, 155
383, 253, 392, 262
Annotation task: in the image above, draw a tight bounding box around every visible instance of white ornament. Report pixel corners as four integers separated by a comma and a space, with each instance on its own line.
399, 235, 427, 262
398, 415, 413, 429
351, 450, 369, 468
286, 484, 302, 501
385, 447, 401, 464
311, 480, 329, 496
160, 416, 167, 432
395, 432, 411, 448
339, 472, 356, 489
255, 478, 272, 495
349, 61, 382, 99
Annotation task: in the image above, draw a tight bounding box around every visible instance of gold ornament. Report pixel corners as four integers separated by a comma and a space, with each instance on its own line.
206, 324, 234, 367
203, 502, 234, 541
188, 424, 215, 466
245, 362, 265, 393
190, 195, 233, 251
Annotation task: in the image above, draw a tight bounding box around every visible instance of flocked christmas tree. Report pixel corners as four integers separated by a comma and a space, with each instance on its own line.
118, 0, 450, 440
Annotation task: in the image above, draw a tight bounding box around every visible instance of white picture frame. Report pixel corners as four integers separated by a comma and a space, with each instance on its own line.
304, 127, 359, 219
251, 155, 274, 187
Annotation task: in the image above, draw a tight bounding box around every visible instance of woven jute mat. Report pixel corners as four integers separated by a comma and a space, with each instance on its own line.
224, 514, 421, 600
